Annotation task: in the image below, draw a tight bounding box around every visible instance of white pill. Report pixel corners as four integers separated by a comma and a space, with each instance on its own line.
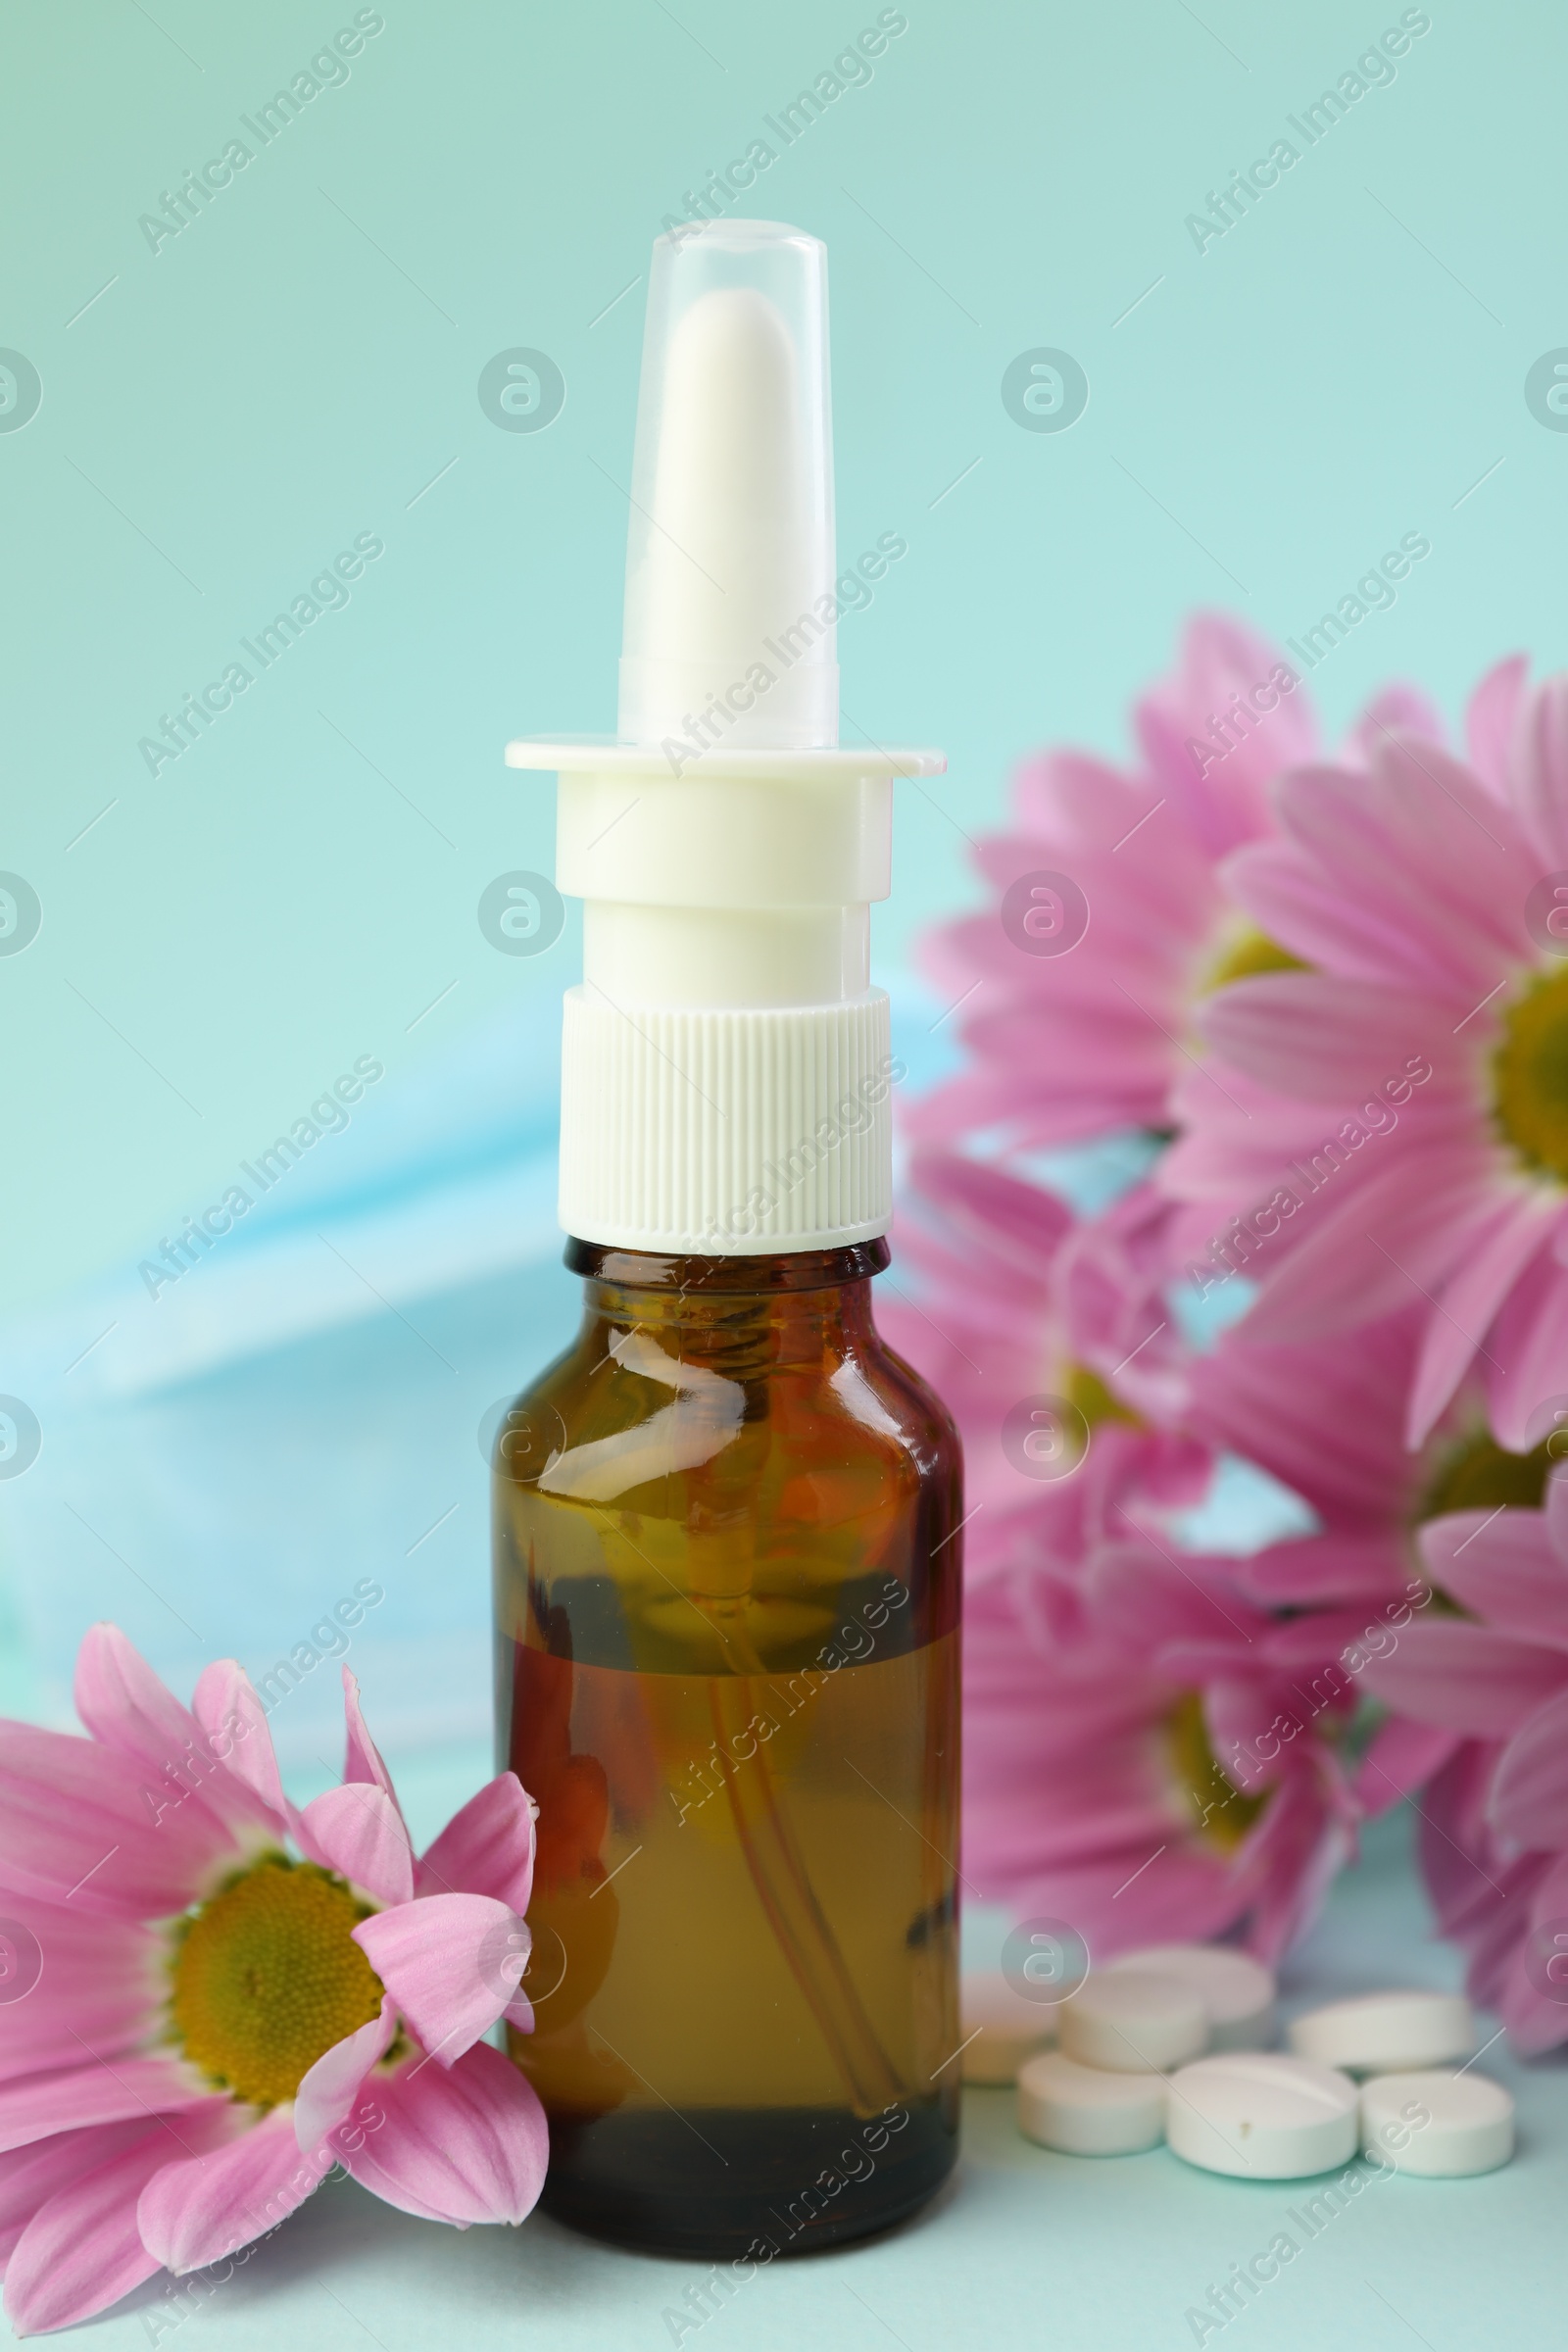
1166, 2053, 1359, 2179
960, 1969, 1061, 2084
1287, 1990, 1475, 2075
1058, 1968, 1207, 2073
1017, 2050, 1165, 2156
1106, 1944, 1276, 2050
1360, 2070, 1514, 2178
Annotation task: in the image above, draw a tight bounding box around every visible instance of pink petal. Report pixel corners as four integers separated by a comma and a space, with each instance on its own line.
0, 1896, 164, 2082
1275, 744, 1526, 994
1461, 1868, 1539, 2011
904, 1150, 1072, 1276
0, 2120, 151, 2264
1510, 673, 1568, 870
1232, 1536, 1410, 1610
1238, 1152, 1496, 1347
1135, 611, 1315, 856
975, 1839, 1240, 1954
416, 1773, 537, 1913
1361, 1621, 1568, 1737
339, 2038, 548, 2226
1161, 1054, 1395, 1207
1507, 1854, 1568, 2052
1227, 837, 1445, 993
1415, 1744, 1509, 1936
1198, 1676, 1292, 1785
293, 1996, 396, 2153
341, 1668, 404, 1819
1086, 1544, 1263, 1649
297, 1785, 413, 1906
354, 1894, 524, 2069
1421, 1509, 1568, 1647
1406, 1199, 1558, 1445
1483, 1252, 1568, 1451
1259, 1611, 1381, 1672
137, 2106, 331, 2275
1199, 971, 1444, 1102
1499, 1970, 1568, 2055
1466, 655, 1529, 799
1490, 1686, 1568, 1850
73, 1624, 201, 1771
1347, 682, 1446, 760
1008, 747, 1143, 855
74, 1628, 275, 1850
0, 2058, 213, 2155
0, 1719, 237, 1920
192, 1660, 287, 1820
1234, 1767, 1353, 1962
1192, 1312, 1420, 1534
5, 2105, 238, 2337
1355, 1718, 1460, 1816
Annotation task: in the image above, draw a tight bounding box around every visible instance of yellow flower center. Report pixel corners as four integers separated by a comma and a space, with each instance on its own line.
1493, 965, 1568, 1182
1200, 928, 1308, 995
169, 1855, 385, 2108
1165, 1690, 1266, 1855
1417, 1426, 1553, 1521
1065, 1364, 1144, 1433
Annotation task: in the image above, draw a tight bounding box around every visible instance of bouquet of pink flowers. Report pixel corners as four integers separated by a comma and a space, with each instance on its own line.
883, 616, 1568, 2052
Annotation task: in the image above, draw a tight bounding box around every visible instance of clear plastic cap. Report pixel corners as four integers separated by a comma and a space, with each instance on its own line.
617, 220, 839, 753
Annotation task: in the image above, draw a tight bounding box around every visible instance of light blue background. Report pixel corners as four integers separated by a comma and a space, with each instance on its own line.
4, 0, 1563, 1312
2, 3, 1565, 2340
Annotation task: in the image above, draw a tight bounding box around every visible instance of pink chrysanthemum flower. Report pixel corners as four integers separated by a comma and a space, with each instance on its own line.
880, 1152, 1207, 1582
0, 1628, 547, 2336
1188, 1303, 1568, 1830
909, 613, 1315, 1150
1191, 1304, 1564, 1614
1162, 659, 1568, 1449
1362, 1478, 1568, 2049
907, 614, 1441, 1153
963, 1537, 1360, 1961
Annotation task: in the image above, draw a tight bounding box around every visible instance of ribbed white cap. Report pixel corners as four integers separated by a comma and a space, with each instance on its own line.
506, 223, 943, 1254
561, 989, 895, 1250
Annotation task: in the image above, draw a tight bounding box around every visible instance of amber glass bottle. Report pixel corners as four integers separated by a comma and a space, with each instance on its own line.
493, 1237, 961, 2256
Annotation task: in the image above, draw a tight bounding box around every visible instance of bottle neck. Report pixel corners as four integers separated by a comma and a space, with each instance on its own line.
565, 1237, 888, 1370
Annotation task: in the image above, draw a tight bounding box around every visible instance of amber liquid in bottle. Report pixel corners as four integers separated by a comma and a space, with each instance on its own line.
493, 1238, 961, 2256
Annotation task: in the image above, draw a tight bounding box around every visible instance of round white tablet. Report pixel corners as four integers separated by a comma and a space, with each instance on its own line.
1287, 1990, 1475, 2075
1058, 1968, 1207, 2073
1017, 2050, 1165, 2156
1106, 1944, 1276, 2050
1360, 2070, 1515, 2178
960, 1969, 1061, 2084
1166, 2053, 1359, 2180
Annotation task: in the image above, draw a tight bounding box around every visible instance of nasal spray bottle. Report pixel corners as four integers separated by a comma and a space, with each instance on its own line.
495, 220, 961, 2254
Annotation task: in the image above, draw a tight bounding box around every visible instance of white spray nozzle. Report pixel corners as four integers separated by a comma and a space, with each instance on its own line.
505, 220, 945, 1251
617, 220, 838, 753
